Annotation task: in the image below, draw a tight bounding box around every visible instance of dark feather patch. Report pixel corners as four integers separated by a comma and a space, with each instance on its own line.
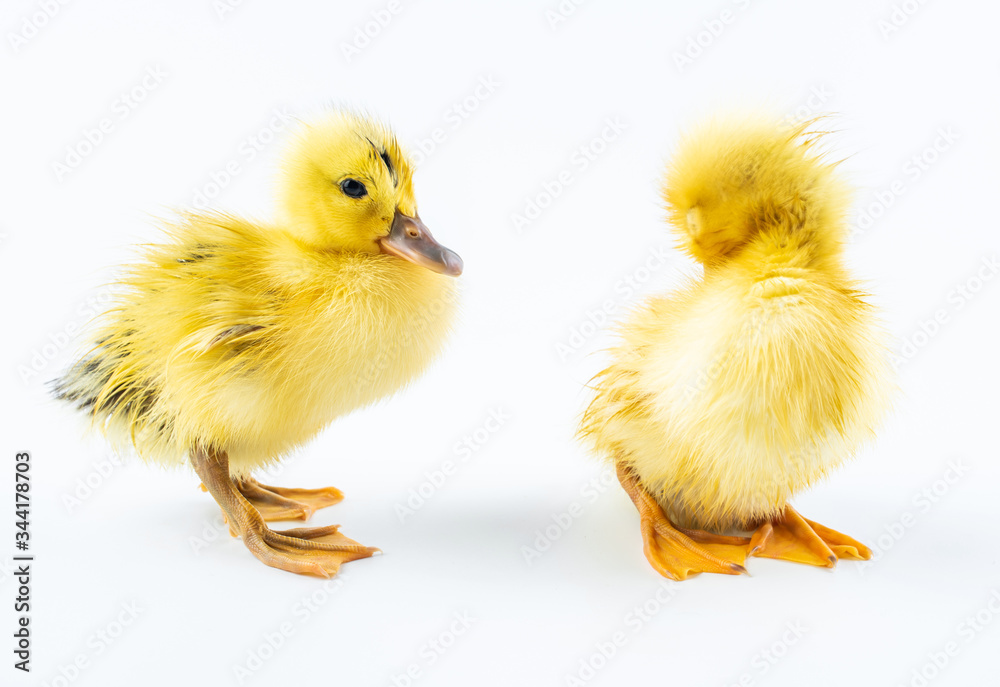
365, 136, 397, 187
177, 244, 219, 264
208, 324, 265, 352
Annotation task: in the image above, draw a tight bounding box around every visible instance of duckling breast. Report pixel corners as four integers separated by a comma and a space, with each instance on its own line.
213, 255, 459, 473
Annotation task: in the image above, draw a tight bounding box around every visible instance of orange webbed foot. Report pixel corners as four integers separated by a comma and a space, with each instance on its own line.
642, 515, 750, 581
748, 505, 872, 568
616, 462, 749, 580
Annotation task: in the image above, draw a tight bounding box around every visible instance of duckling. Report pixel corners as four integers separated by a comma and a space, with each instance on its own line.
580, 115, 893, 580
54, 110, 462, 577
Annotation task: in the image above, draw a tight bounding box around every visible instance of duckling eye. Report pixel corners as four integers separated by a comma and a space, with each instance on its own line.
339, 179, 367, 198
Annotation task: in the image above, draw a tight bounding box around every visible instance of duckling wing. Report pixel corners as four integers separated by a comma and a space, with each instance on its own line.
180, 323, 269, 356
53, 213, 287, 462
206, 324, 266, 351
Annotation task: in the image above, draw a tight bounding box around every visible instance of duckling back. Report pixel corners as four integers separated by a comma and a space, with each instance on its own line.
581, 116, 893, 530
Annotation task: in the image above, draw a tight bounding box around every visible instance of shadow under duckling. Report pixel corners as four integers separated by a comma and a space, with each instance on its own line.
580, 115, 893, 580
54, 110, 462, 577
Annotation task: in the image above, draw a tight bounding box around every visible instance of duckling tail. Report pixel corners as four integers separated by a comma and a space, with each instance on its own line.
662, 114, 850, 265
51, 339, 163, 453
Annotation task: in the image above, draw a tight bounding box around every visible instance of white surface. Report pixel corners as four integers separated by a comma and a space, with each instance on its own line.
3, 1, 999, 685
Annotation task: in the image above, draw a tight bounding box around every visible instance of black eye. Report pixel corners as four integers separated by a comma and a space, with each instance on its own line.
340, 178, 367, 198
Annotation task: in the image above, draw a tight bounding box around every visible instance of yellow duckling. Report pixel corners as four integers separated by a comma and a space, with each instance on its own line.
580, 115, 893, 580
55, 110, 462, 577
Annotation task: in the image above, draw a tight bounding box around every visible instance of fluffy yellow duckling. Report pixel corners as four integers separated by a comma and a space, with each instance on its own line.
580, 115, 893, 580
55, 110, 462, 577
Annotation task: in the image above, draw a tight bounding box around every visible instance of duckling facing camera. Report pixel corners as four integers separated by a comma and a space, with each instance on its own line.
55, 110, 462, 577
580, 115, 893, 580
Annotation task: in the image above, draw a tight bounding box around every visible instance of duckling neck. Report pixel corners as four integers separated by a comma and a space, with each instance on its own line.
711, 227, 847, 280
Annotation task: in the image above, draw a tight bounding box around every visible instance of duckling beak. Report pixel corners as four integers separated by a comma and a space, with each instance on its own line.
379, 211, 463, 277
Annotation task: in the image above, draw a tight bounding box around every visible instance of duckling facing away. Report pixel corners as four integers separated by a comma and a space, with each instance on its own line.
55, 111, 462, 577
580, 115, 893, 580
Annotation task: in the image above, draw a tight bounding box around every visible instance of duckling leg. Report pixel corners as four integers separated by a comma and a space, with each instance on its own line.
192, 445, 378, 577
748, 505, 872, 568
616, 462, 749, 580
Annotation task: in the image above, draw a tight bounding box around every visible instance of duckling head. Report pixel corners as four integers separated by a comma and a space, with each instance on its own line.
663, 114, 849, 266
280, 110, 462, 276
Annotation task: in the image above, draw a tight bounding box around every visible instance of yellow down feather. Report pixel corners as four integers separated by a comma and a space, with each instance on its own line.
579, 115, 893, 531
55, 111, 457, 476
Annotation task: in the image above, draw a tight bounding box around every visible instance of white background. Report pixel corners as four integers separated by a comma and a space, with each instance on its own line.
3, 1, 999, 685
